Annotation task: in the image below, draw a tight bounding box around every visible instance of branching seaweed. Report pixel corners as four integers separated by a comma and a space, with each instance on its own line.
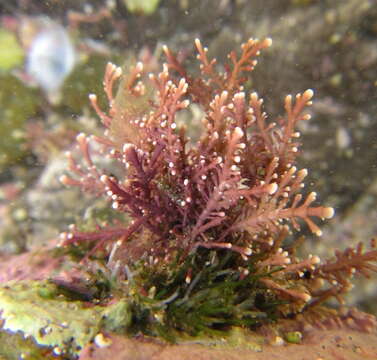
59, 38, 377, 339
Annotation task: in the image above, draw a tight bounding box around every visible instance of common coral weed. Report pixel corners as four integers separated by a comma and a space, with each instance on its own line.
59, 38, 377, 336
60, 38, 332, 257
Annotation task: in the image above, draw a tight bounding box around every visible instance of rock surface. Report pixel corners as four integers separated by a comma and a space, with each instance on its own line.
80, 329, 377, 360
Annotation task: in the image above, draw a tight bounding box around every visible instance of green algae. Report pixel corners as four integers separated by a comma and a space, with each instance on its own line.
0, 30, 24, 71
123, 0, 161, 15
284, 331, 303, 344
0, 74, 39, 167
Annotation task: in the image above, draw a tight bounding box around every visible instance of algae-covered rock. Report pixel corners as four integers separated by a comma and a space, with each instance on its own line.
0, 280, 102, 355
0, 331, 58, 360
0, 280, 131, 357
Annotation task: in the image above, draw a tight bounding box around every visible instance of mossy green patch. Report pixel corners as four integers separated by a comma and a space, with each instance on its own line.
0, 30, 24, 71
120, 251, 281, 342
123, 0, 161, 15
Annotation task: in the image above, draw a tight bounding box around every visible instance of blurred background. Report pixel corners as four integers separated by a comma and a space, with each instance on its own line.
0, 0, 376, 313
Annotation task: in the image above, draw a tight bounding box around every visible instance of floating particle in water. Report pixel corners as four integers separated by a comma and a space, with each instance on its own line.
26, 23, 75, 97
336, 126, 351, 150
